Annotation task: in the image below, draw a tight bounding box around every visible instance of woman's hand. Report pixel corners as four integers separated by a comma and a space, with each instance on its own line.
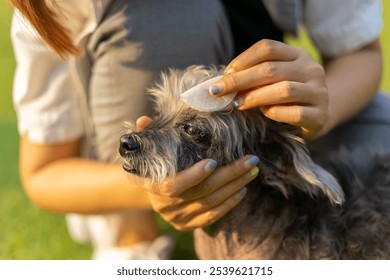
147, 156, 260, 231
209, 39, 329, 140
135, 116, 260, 231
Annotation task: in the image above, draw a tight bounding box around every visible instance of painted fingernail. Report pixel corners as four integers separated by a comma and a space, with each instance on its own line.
250, 166, 260, 177
210, 85, 219, 95
238, 187, 247, 196
209, 82, 224, 95
224, 67, 235, 76
245, 155, 260, 168
232, 97, 243, 109
205, 159, 217, 173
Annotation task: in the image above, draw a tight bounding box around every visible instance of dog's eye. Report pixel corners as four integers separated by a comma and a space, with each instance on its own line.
178, 118, 211, 145
183, 124, 205, 138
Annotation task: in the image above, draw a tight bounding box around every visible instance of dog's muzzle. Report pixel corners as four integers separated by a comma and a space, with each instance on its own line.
119, 134, 140, 157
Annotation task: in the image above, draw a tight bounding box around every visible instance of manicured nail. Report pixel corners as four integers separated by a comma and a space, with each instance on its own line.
238, 187, 247, 196
232, 97, 243, 109
250, 166, 260, 177
205, 159, 217, 172
209, 82, 224, 95
245, 155, 260, 168
210, 85, 219, 95
224, 67, 235, 76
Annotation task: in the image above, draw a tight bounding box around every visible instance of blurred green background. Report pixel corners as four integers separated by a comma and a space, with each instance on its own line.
1, 1, 390, 259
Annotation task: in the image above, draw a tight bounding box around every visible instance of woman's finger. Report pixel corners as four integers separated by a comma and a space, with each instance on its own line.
171, 187, 248, 231
261, 105, 326, 138
152, 159, 218, 196
157, 165, 259, 215
261, 104, 323, 126
226, 39, 300, 72
148, 154, 258, 201
210, 59, 310, 97
177, 155, 260, 200
232, 81, 324, 110
136, 116, 153, 131
175, 167, 258, 224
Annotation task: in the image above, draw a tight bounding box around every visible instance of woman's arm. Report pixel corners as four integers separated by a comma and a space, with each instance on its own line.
320, 40, 382, 135
20, 135, 152, 213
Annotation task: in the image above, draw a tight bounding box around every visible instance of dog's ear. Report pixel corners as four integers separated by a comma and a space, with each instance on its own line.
257, 122, 345, 205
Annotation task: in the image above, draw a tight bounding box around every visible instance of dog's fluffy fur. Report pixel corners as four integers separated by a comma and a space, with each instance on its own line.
120, 66, 390, 259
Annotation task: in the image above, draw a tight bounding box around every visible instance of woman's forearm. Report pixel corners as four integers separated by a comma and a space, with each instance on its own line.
20, 136, 151, 214
26, 159, 152, 213
321, 40, 382, 135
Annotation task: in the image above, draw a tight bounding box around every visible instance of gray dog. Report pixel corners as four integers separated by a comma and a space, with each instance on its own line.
119, 66, 390, 259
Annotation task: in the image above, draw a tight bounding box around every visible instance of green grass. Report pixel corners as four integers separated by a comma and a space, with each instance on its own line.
0, 123, 92, 259
0, 1, 16, 123
0, 0, 390, 260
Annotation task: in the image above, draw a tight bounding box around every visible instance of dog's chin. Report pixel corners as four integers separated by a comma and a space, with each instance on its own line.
122, 163, 139, 175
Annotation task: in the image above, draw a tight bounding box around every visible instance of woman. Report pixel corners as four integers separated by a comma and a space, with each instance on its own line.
10, 0, 389, 259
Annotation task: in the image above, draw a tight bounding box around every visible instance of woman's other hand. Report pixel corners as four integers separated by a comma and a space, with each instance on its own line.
209, 39, 329, 140
146, 156, 260, 231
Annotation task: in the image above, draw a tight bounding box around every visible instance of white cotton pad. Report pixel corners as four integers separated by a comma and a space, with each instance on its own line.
180, 75, 236, 112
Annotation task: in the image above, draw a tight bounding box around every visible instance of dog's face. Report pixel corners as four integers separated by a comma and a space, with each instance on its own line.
119, 66, 267, 181
119, 66, 344, 204
119, 102, 263, 179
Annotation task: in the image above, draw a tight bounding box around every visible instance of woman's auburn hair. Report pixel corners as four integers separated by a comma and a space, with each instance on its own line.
10, 0, 79, 58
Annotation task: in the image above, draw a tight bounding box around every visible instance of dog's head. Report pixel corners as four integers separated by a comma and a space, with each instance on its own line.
119, 66, 344, 204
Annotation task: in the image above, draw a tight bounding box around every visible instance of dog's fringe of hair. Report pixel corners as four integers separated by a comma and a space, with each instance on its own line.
148, 66, 224, 120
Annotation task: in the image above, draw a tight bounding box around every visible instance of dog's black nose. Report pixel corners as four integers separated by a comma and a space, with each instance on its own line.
119, 134, 140, 156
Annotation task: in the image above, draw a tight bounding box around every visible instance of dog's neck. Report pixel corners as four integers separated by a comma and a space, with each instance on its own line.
192, 178, 292, 259
193, 177, 333, 260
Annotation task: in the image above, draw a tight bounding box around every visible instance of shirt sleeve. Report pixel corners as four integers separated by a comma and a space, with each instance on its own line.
303, 0, 383, 57
11, 11, 85, 144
